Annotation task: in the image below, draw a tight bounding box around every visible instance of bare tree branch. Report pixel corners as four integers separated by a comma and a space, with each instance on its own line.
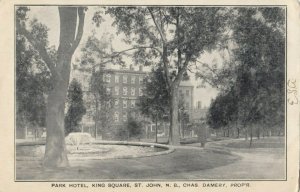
148, 7, 167, 43
162, 46, 172, 90
70, 7, 86, 54
173, 54, 191, 85
196, 71, 219, 89
195, 59, 218, 75
102, 46, 162, 58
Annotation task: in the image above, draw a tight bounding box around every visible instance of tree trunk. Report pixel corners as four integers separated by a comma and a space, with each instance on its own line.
249, 125, 253, 147
169, 86, 180, 145
244, 126, 248, 141
43, 7, 85, 168
146, 124, 148, 139
155, 115, 158, 143
182, 117, 185, 139
43, 72, 71, 168
94, 91, 99, 139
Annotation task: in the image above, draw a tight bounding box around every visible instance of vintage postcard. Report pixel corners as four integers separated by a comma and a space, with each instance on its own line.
0, 0, 299, 191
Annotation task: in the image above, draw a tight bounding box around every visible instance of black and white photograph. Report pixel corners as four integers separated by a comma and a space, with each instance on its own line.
8, 3, 296, 190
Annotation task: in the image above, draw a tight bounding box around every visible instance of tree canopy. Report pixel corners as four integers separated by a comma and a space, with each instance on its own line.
138, 67, 169, 121
104, 7, 231, 144
206, 7, 285, 139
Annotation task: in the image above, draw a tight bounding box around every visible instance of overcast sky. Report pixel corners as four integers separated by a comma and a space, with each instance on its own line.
27, 6, 219, 108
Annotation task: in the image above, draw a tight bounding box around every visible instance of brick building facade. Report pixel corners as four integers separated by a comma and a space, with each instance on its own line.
72, 64, 195, 137
102, 65, 147, 124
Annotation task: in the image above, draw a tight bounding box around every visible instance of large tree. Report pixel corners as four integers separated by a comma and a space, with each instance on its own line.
16, 7, 86, 168
104, 7, 229, 144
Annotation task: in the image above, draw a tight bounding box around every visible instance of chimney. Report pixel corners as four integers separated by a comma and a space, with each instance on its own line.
139, 65, 143, 72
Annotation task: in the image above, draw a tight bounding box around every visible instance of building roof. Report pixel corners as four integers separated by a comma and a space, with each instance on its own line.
103, 68, 147, 75
179, 80, 194, 87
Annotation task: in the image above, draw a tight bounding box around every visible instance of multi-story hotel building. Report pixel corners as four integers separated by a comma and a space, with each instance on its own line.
102, 65, 147, 124
72, 64, 194, 136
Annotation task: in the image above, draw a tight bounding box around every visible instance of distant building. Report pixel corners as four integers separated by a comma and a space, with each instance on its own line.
101, 65, 147, 124
178, 81, 194, 121
192, 101, 208, 123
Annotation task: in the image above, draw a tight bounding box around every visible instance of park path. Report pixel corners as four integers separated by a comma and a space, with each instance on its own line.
151, 148, 285, 179
16, 138, 285, 180
151, 138, 286, 179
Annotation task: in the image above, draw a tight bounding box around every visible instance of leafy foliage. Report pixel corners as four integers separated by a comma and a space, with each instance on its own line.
77, 33, 116, 138
64, 79, 86, 135
207, 7, 285, 136
138, 67, 169, 121
16, 8, 52, 130
105, 7, 229, 67
126, 116, 143, 138
104, 7, 230, 144
90, 69, 115, 138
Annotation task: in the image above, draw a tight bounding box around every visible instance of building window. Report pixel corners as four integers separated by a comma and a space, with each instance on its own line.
103, 74, 106, 82
131, 76, 136, 84
131, 87, 135, 96
139, 76, 144, 84
186, 90, 189, 96
131, 100, 135, 108
106, 87, 111, 94
115, 98, 119, 106
123, 100, 127, 108
106, 101, 112, 108
186, 102, 189, 109
115, 75, 119, 83
131, 111, 136, 118
123, 112, 127, 122
139, 88, 143, 96
123, 87, 127, 95
106, 74, 111, 83
179, 89, 183, 96
123, 75, 127, 84
114, 112, 119, 122
115, 86, 119, 95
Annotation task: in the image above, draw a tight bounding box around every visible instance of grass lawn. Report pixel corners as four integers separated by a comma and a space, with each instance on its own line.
16, 147, 239, 180
224, 136, 285, 148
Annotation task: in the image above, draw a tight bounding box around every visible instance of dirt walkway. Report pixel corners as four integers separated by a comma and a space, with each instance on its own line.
151, 148, 285, 179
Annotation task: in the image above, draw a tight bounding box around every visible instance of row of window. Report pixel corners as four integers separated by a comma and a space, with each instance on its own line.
114, 99, 136, 108
179, 89, 190, 96
113, 111, 141, 122
103, 74, 144, 84
106, 87, 143, 96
